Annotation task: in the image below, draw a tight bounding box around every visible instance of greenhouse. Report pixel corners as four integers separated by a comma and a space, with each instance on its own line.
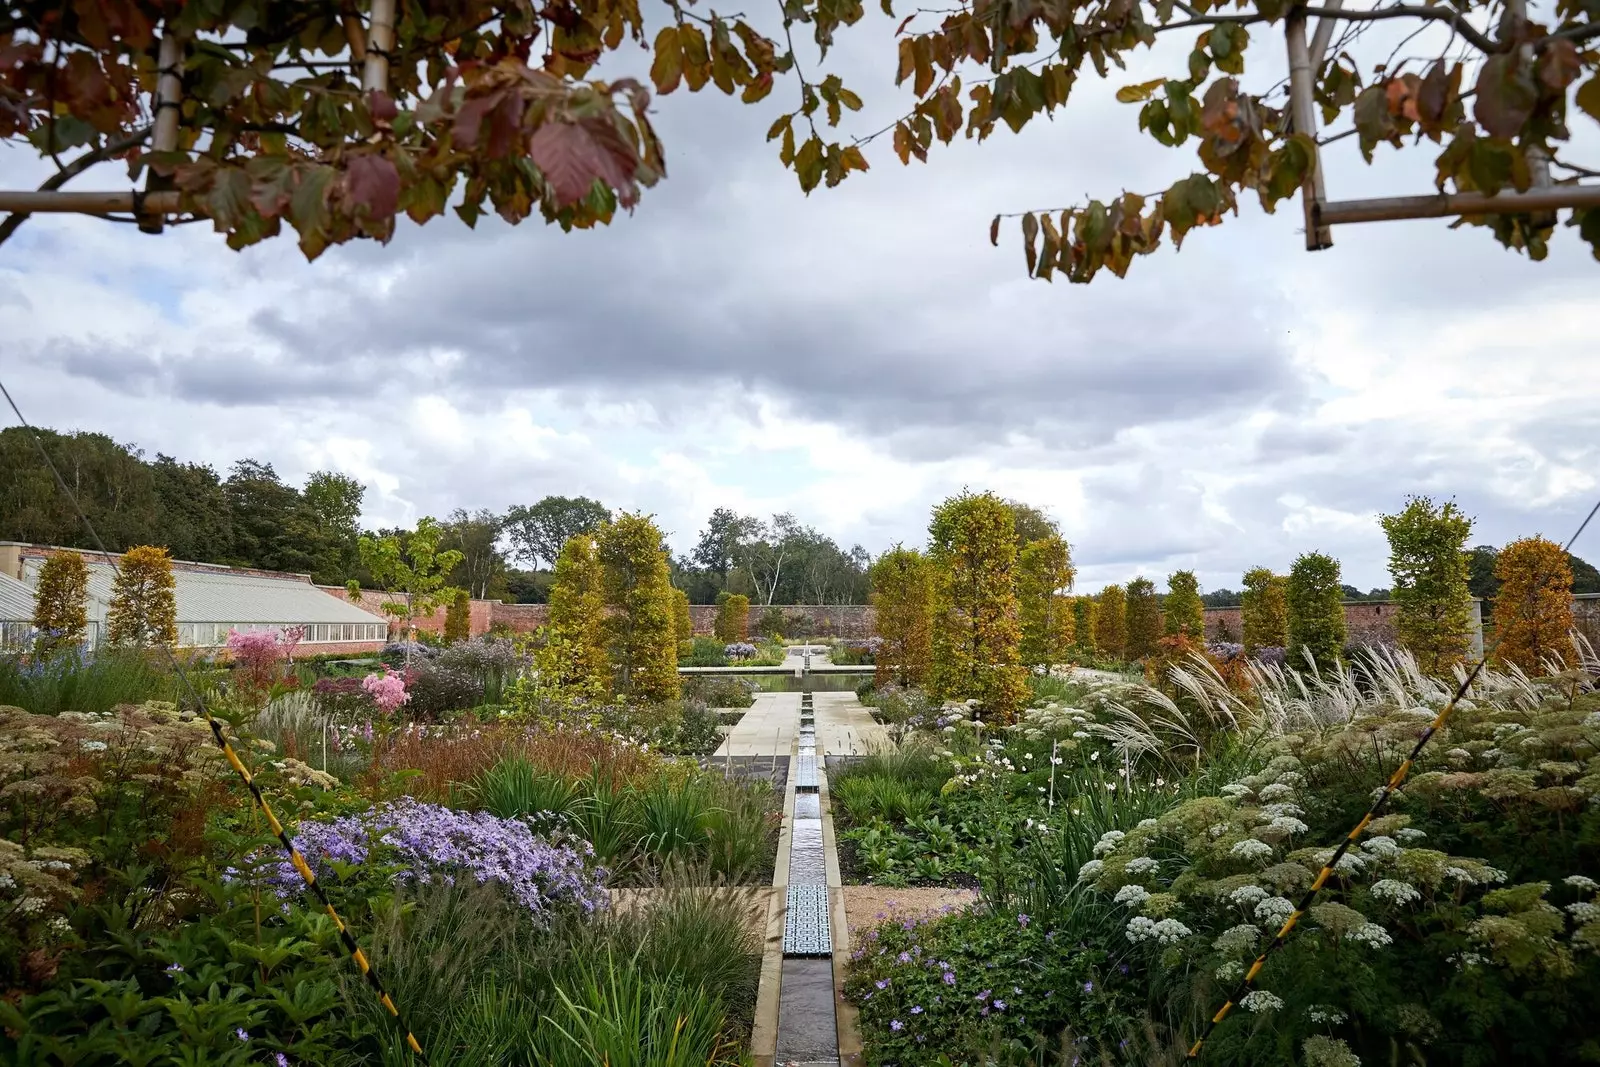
0, 541, 387, 650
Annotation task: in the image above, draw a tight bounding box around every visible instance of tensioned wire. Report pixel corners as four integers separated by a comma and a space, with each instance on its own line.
0, 378, 427, 1064
1185, 494, 1600, 1060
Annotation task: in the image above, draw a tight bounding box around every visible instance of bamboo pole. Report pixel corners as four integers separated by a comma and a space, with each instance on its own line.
138, 31, 185, 234
1317, 183, 1600, 224
0, 190, 181, 214
1286, 8, 1334, 250
1306, 0, 1344, 72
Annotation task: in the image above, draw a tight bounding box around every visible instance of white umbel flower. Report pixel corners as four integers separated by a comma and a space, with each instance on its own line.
1241, 990, 1284, 1013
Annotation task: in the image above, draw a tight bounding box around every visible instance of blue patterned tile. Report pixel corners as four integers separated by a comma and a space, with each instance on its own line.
783, 884, 832, 956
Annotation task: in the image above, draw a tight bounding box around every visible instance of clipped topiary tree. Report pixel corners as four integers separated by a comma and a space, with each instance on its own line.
107, 546, 178, 648
715, 594, 751, 643
1287, 551, 1347, 671
1163, 570, 1205, 639
31, 550, 90, 655
927, 490, 1029, 723
596, 513, 680, 704
1072, 595, 1099, 660
1492, 536, 1576, 674
1124, 577, 1162, 661
538, 533, 610, 702
671, 587, 694, 646
1381, 495, 1475, 675
443, 588, 471, 644
1094, 584, 1127, 660
870, 546, 933, 689
1240, 566, 1289, 653
1017, 534, 1076, 674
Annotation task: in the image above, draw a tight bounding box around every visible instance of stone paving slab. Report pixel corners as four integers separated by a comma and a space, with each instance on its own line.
811, 691, 889, 757
719, 692, 802, 757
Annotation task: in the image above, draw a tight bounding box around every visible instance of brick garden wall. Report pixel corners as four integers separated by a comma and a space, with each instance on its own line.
1204, 602, 1402, 646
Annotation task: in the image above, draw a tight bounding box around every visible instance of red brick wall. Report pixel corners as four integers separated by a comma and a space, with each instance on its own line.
1204, 601, 1453, 647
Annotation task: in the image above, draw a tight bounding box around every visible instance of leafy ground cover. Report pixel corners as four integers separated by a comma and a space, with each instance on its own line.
842, 650, 1600, 1066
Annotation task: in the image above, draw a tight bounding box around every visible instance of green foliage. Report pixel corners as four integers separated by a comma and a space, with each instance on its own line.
1287, 551, 1347, 670
596, 514, 681, 705
1240, 566, 1289, 652
1492, 536, 1576, 673
443, 588, 472, 644
538, 533, 610, 703
671, 587, 693, 645
679, 636, 729, 668
714, 594, 750, 643
927, 491, 1030, 723
1072, 595, 1099, 659
870, 546, 934, 689
0, 650, 177, 716
30, 550, 89, 654
1163, 570, 1205, 639
358, 517, 465, 645
504, 497, 612, 570
1381, 496, 1475, 674
1094, 584, 1128, 659
1124, 577, 1162, 661
106, 545, 177, 648
1017, 534, 1077, 672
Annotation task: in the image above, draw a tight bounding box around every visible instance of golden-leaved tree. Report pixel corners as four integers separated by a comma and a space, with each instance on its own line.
1287, 551, 1346, 669
107, 546, 177, 648
1381, 495, 1475, 674
1017, 534, 1076, 673
1124, 577, 1162, 660
1073, 595, 1099, 659
1240, 566, 1289, 651
870, 545, 933, 688
1094, 584, 1127, 659
671, 587, 694, 646
31, 550, 90, 654
443, 588, 471, 643
927, 490, 1029, 722
1492, 536, 1575, 673
596, 513, 680, 704
715, 594, 751, 643
538, 533, 610, 702
1163, 570, 1205, 639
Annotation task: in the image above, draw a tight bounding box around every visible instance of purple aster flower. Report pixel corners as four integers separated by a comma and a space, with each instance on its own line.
274, 1056, 290, 1067
910, 1005, 923, 1015
235, 1028, 249, 1042
975, 989, 991, 1001
875, 978, 889, 990
1083, 980, 1094, 993
994, 999, 1007, 1011
942, 971, 956, 985
891, 1019, 904, 1032
164, 963, 184, 974
1018, 913, 1030, 927
897, 951, 912, 963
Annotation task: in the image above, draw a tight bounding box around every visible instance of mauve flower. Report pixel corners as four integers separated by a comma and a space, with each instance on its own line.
910, 1005, 923, 1015
1083, 980, 1094, 993
994, 999, 1007, 1011
942, 971, 956, 985
235, 1028, 249, 1042
891, 1020, 904, 1032
1018, 913, 1030, 927
897, 951, 912, 963
875, 978, 889, 990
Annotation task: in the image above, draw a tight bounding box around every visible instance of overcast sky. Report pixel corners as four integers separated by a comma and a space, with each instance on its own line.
2, 10, 1597, 593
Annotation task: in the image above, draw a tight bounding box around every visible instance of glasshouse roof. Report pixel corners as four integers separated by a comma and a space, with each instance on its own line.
0, 572, 34, 620
17, 556, 385, 626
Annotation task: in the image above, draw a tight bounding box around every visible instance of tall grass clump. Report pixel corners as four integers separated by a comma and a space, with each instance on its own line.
0, 648, 176, 715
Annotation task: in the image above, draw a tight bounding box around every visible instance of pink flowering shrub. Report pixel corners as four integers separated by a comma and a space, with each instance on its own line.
362, 669, 410, 717
226, 627, 301, 692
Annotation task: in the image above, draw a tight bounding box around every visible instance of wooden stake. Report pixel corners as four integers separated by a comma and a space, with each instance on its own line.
139, 31, 185, 234
0, 190, 181, 214
1318, 183, 1600, 224
363, 0, 397, 94
1286, 8, 1334, 250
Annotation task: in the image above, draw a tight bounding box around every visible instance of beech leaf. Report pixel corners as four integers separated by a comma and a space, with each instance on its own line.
530, 121, 637, 208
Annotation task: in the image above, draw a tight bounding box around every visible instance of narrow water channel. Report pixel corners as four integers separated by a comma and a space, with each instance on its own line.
776, 687, 842, 1066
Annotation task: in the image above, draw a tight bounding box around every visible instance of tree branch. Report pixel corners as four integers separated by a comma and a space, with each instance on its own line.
1301, 5, 1498, 54
0, 126, 152, 250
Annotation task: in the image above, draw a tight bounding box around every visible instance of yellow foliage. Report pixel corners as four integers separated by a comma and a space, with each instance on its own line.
1493, 536, 1575, 674
106, 546, 177, 648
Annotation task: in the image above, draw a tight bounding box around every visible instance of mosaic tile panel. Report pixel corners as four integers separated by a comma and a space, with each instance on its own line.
783, 884, 832, 956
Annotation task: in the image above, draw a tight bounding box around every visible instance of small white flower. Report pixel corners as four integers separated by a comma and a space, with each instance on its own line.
1395, 828, 1428, 843
1345, 923, 1393, 948
1072, 730, 1090, 739
79, 739, 108, 753
1315, 849, 1367, 874
1093, 830, 1126, 857
1266, 816, 1309, 836
1077, 860, 1105, 883
1115, 884, 1152, 907
1125, 916, 1159, 943
1563, 875, 1598, 892
1566, 901, 1600, 923
1214, 961, 1244, 982
1307, 1005, 1348, 1025
1231, 839, 1274, 862
1125, 856, 1160, 876
1136, 818, 1158, 830
1260, 802, 1305, 819
1241, 990, 1284, 1013
1370, 879, 1421, 905
1220, 783, 1253, 798
1208, 823, 1231, 838
1229, 885, 1268, 907
1213, 924, 1260, 954
1257, 782, 1294, 801
1255, 896, 1297, 926
1361, 835, 1402, 860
